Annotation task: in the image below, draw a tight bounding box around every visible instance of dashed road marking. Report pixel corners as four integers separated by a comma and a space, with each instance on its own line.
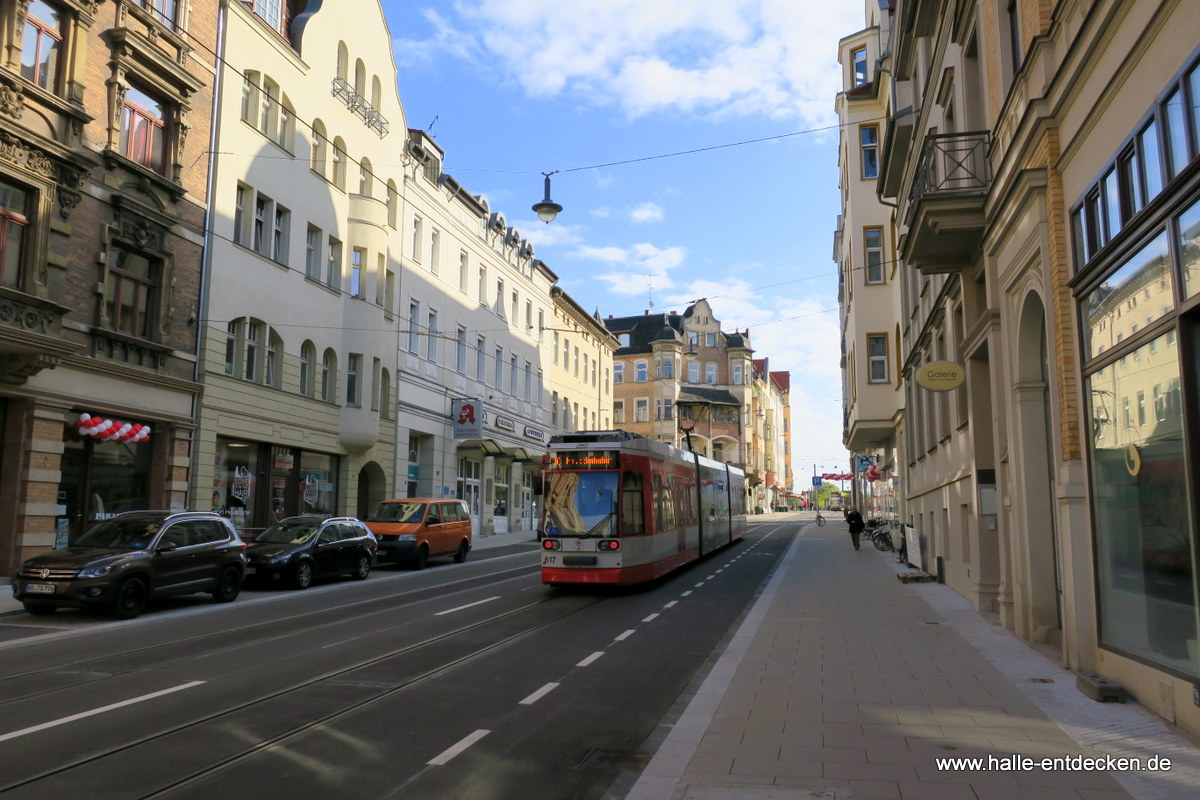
428, 729, 490, 765
577, 651, 604, 667
519, 683, 559, 705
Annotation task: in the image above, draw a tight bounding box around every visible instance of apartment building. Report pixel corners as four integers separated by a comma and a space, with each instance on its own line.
852, 0, 1200, 738
835, 2, 906, 524
0, 0, 216, 569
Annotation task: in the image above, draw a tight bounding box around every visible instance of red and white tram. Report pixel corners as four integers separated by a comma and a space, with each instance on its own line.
539, 430, 748, 586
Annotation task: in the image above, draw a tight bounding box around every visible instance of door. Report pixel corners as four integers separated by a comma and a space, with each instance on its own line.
312, 525, 347, 577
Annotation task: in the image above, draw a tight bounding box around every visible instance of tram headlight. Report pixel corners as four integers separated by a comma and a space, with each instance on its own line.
597, 540, 620, 552
542, 539, 560, 551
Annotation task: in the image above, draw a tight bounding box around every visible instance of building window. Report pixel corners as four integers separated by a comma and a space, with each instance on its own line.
411, 216, 423, 263
459, 251, 469, 292
852, 46, 868, 86
476, 336, 486, 379
656, 399, 674, 420
119, 86, 166, 173
659, 357, 674, 379
272, 205, 289, 263
864, 227, 884, 283
244, 319, 259, 381
21, 1, 62, 91
327, 236, 341, 288
253, 0, 283, 30
635, 360, 648, 382
321, 349, 336, 402
732, 363, 743, 385
351, 247, 365, 297
426, 309, 438, 360
300, 341, 315, 397
0, 180, 31, 289
379, 368, 391, 418
634, 398, 649, 423
331, 139, 347, 189
860, 125, 879, 180
407, 300, 419, 351
106, 247, 155, 339
305, 225, 321, 279
265, 329, 281, 388
867, 333, 889, 382
613, 362, 623, 384
430, 229, 440, 274
347, 354, 361, 407
494, 346, 504, 389
524, 361, 532, 400
688, 361, 699, 383
613, 400, 625, 424
536, 369, 544, 405
456, 326, 468, 372
706, 333, 716, 348
705, 363, 717, 384
510, 355, 518, 394
224, 319, 237, 375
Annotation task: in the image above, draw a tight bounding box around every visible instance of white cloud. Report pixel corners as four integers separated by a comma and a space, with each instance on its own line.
403, 1, 862, 124
629, 202, 664, 223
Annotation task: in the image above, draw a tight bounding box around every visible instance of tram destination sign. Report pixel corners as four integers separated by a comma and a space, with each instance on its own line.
548, 450, 620, 470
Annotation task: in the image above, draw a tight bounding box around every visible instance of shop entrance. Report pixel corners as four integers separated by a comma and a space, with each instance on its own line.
457, 456, 481, 537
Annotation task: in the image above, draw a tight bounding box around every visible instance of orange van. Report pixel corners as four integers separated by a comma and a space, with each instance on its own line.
365, 498, 472, 569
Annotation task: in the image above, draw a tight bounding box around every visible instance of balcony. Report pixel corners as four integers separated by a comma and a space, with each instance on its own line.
331, 78, 390, 138
0, 289, 79, 385
901, 131, 991, 273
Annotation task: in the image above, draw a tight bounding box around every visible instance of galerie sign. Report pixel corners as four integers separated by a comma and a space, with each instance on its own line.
915, 360, 965, 391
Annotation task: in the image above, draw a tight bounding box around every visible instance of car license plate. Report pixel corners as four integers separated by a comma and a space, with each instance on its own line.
24, 583, 55, 594
245, 566, 256, 575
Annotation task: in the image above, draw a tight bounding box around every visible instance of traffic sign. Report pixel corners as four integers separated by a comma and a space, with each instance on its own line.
812, 476, 822, 487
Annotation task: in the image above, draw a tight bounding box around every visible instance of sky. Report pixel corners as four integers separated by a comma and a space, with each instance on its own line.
380, 0, 862, 483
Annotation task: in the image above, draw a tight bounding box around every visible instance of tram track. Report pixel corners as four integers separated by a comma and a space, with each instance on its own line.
0, 560, 538, 707
0, 578, 607, 797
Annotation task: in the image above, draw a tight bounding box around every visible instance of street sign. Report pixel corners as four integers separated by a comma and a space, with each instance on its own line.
812, 476, 822, 487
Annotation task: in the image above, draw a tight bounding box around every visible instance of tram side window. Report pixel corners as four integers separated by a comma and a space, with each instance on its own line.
652, 473, 667, 533
621, 471, 645, 535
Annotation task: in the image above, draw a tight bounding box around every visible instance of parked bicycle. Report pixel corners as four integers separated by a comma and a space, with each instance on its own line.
815, 510, 826, 527
865, 518, 896, 551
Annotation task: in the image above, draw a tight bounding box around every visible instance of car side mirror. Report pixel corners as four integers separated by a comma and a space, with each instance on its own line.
156, 541, 178, 553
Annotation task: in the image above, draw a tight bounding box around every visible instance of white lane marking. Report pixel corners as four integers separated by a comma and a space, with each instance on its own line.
519, 683, 559, 705
693, 582, 705, 588
642, 613, 660, 622
614, 629, 635, 641
706, 574, 716, 579
434, 596, 500, 616
681, 590, 693, 597
663, 601, 678, 608
577, 651, 604, 667
0, 681, 205, 743
428, 729, 490, 766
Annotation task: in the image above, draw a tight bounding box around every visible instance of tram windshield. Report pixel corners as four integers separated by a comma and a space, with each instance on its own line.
543, 471, 619, 537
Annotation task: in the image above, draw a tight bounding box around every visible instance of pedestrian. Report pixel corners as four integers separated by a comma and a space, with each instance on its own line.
843, 506, 865, 550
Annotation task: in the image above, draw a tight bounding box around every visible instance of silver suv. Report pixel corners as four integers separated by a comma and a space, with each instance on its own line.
11, 511, 247, 619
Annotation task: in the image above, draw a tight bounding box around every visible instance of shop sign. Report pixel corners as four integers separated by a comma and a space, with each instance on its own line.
523, 425, 545, 442
452, 399, 482, 439
915, 360, 966, 391
492, 415, 516, 433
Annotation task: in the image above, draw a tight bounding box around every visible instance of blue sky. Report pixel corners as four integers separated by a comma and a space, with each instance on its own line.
381, 0, 861, 481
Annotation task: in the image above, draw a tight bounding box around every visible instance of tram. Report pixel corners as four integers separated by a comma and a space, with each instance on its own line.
539, 430, 748, 586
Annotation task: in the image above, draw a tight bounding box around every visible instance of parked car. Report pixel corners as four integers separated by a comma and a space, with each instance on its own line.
245, 516, 375, 589
11, 511, 247, 619
365, 498, 472, 569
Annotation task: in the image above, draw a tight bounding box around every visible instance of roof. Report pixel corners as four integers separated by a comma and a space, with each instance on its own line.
603, 312, 684, 355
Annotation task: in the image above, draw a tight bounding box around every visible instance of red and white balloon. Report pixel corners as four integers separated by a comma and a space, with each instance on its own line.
74, 413, 151, 443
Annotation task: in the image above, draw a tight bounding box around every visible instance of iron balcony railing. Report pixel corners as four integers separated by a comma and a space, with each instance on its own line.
331, 78, 390, 138
907, 130, 991, 220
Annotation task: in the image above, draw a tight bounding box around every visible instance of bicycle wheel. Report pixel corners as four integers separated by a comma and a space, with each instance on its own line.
872, 531, 892, 551
816, 514, 826, 527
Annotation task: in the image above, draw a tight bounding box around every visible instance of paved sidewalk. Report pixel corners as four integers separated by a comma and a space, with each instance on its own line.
627, 515, 1200, 800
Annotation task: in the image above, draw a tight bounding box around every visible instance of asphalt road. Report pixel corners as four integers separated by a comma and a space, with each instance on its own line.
0, 520, 795, 800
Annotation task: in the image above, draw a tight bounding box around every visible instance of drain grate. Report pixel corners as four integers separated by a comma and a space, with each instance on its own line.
577, 749, 653, 771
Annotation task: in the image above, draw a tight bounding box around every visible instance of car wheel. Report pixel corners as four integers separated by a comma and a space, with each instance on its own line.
411, 545, 429, 570
212, 566, 242, 602
23, 603, 56, 616
293, 561, 314, 589
351, 554, 371, 580
453, 541, 469, 564
111, 577, 148, 620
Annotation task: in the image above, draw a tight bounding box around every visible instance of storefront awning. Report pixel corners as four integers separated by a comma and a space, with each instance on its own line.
456, 439, 505, 456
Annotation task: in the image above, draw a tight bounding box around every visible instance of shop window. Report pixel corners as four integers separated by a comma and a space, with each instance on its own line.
214, 438, 258, 529
21, 0, 62, 91
106, 247, 157, 339
0, 179, 31, 289
1088, 335, 1196, 677
60, 428, 154, 537
119, 86, 167, 174
1082, 232, 1171, 360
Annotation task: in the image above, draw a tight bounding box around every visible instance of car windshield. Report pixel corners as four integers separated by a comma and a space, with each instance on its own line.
543, 472, 619, 537
367, 502, 425, 523
254, 521, 319, 544
72, 518, 162, 549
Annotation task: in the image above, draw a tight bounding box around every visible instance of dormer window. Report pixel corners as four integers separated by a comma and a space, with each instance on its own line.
253, 0, 283, 31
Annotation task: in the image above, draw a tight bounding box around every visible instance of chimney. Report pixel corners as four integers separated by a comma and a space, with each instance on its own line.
645, 309, 650, 315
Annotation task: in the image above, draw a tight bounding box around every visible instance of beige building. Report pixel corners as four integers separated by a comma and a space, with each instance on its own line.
836, 2, 906, 523
848, 0, 1200, 738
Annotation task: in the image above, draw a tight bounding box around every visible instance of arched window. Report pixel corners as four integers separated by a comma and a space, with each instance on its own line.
371, 75, 382, 110
359, 157, 373, 196
310, 118, 327, 175
354, 59, 366, 96
300, 340, 315, 397
336, 42, 348, 82
276, 95, 294, 152
331, 137, 347, 189
265, 327, 283, 388
386, 180, 398, 227
321, 348, 337, 402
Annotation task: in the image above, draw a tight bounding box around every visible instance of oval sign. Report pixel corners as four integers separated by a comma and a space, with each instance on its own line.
916, 360, 965, 391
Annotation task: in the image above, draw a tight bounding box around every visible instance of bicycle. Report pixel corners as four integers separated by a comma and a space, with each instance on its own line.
815, 511, 826, 527
867, 520, 895, 551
